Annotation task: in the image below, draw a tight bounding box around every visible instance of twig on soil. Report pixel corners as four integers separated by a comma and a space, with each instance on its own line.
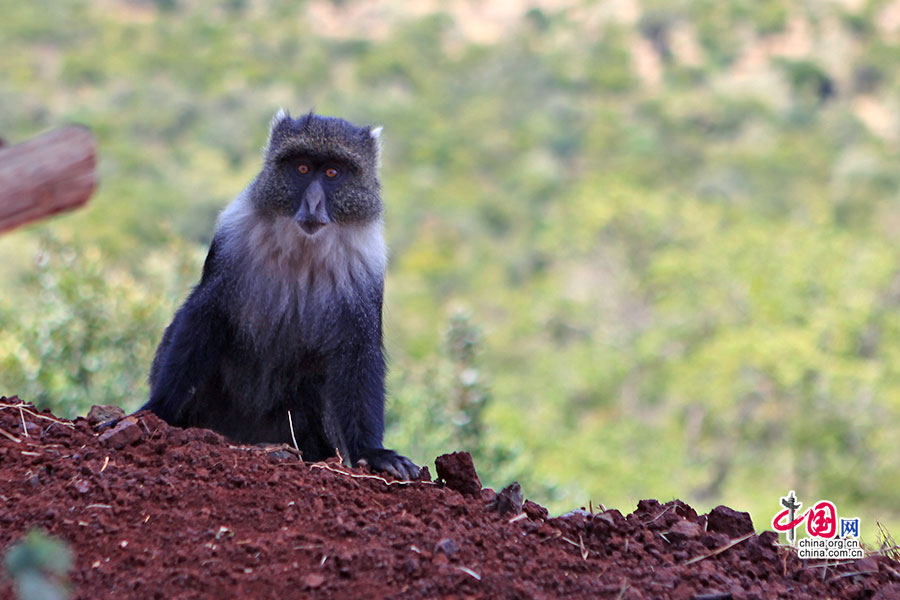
539, 531, 562, 543
508, 513, 527, 524
19, 406, 28, 437
456, 566, 481, 581
319, 555, 328, 566
309, 461, 435, 487
870, 544, 900, 558
882, 563, 900, 580
648, 506, 674, 523
0, 426, 22, 443
0, 402, 75, 428
683, 532, 755, 566
100, 456, 109, 472
560, 534, 589, 560
287, 410, 301, 454
826, 569, 879, 582
802, 558, 857, 570
86, 504, 112, 509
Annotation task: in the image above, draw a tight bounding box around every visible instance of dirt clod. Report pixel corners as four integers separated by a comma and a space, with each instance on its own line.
434, 538, 459, 556
487, 481, 523, 516
96, 417, 142, 449
523, 499, 548, 521
707, 505, 755, 538
1, 402, 897, 600
667, 519, 703, 542
434, 451, 481, 497
85, 405, 126, 425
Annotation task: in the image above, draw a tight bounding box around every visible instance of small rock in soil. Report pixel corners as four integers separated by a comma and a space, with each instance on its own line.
707, 505, 754, 537
487, 481, 523, 516
86, 405, 126, 426
97, 417, 142, 449
523, 499, 548, 521
667, 519, 703, 542
434, 538, 459, 556
434, 451, 481, 497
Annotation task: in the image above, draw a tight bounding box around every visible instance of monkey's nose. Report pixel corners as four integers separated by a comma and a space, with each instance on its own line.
295, 180, 330, 235
299, 220, 326, 235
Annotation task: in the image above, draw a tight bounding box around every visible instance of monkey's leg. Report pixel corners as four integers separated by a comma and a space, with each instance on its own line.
141, 291, 229, 425
322, 341, 420, 480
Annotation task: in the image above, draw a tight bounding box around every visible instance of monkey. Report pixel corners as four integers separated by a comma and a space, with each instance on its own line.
140, 110, 420, 480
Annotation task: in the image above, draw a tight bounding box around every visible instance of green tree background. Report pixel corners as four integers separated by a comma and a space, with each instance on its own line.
2, 0, 899, 542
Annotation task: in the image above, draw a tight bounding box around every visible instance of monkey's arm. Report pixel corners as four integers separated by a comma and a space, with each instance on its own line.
142, 242, 230, 424
323, 292, 420, 480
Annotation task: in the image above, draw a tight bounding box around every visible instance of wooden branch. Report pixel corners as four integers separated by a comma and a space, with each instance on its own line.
0, 126, 97, 234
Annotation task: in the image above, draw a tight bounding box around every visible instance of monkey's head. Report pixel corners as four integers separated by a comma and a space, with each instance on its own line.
250, 110, 383, 235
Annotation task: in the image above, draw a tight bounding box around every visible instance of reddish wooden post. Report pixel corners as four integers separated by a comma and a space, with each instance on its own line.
0, 126, 97, 234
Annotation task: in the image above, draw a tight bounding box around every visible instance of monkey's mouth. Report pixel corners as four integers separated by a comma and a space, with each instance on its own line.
298, 220, 327, 236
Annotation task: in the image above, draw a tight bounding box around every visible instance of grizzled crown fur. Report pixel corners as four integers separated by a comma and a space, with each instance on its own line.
249, 110, 384, 224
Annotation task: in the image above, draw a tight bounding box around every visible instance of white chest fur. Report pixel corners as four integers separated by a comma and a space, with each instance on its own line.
216, 190, 387, 348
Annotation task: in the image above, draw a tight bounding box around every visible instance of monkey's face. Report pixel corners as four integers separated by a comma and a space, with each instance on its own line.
252, 112, 383, 235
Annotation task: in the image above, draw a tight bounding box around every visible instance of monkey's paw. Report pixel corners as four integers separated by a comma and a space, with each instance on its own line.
357, 448, 421, 481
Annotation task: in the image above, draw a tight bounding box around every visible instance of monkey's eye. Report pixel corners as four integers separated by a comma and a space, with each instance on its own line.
297, 163, 311, 174
325, 167, 340, 179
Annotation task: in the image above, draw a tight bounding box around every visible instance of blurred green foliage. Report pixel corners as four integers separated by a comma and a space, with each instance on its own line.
4, 529, 73, 600
1, 0, 899, 541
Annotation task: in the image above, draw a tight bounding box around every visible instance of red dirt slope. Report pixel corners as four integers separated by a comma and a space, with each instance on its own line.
1, 397, 898, 599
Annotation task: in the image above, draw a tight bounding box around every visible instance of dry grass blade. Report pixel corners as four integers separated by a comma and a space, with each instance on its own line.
287, 410, 301, 454
560, 535, 589, 559
881, 563, 900, 580
648, 506, 674, 523
827, 569, 878, 582
539, 531, 562, 543
684, 532, 755, 565
0, 426, 22, 443
877, 522, 900, 561
19, 406, 28, 437
0, 402, 75, 428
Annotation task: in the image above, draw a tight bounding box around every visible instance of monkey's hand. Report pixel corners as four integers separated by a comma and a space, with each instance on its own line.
357, 448, 421, 481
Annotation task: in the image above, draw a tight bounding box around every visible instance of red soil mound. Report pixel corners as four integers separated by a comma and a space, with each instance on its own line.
1, 397, 898, 599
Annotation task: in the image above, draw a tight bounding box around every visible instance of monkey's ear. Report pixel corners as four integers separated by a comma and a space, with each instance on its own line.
266, 108, 293, 152
368, 125, 383, 166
